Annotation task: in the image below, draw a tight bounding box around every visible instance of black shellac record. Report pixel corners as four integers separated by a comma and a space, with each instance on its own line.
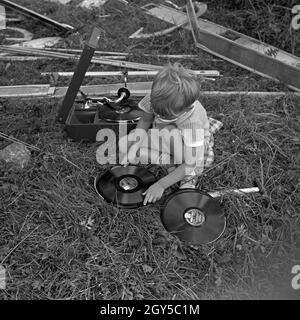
161, 189, 226, 245
94, 166, 157, 209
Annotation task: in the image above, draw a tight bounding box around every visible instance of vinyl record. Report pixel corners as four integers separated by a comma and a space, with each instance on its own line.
161, 189, 226, 245
94, 166, 157, 208
99, 104, 143, 122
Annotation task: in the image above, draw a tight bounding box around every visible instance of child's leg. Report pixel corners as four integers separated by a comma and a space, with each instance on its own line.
179, 139, 214, 189
179, 172, 198, 189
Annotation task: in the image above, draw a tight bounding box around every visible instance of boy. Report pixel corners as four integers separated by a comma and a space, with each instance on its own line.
119, 63, 222, 205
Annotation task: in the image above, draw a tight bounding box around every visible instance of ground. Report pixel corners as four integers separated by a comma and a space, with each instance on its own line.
0, 0, 299, 300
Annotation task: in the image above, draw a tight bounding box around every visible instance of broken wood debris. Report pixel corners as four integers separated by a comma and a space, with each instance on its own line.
1, 83, 299, 99
129, 2, 207, 39
41, 70, 220, 78
45, 48, 203, 60
0, 84, 54, 98
208, 187, 260, 198
2, 26, 33, 42
78, 0, 128, 10
164, 0, 183, 10
184, 1, 300, 92
0, 55, 53, 61
48, 0, 71, 4
11, 37, 63, 49
79, 0, 108, 9
0, 0, 74, 33
0, 45, 163, 70
108, 89, 300, 98
141, 2, 203, 34
0, 54, 128, 62
45, 48, 129, 56
129, 25, 183, 39
141, 1, 300, 92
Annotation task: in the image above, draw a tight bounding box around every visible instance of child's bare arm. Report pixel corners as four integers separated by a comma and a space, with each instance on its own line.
159, 140, 205, 189
142, 144, 203, 204
129, 112, 154, 148
142, 163, 195, 205
136, 111, 154, 131
120, 112, 154, 164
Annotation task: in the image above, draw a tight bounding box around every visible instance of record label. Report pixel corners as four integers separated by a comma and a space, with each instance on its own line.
184, 208, 206, 226
119, 176, 139, 191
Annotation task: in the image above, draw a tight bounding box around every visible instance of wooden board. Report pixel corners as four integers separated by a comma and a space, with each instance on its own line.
0, 45, 163, 71
1, 83, 299, 98
41, 70, 220, 78
0, 84, 52, 97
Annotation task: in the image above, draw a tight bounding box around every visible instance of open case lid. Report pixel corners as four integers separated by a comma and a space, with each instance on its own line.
57, 27, 103, 123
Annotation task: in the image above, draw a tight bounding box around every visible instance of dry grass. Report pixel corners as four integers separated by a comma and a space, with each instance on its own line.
0, 0, 299, 300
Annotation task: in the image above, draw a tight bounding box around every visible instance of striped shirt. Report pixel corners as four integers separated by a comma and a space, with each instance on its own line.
138, 93, 223, 174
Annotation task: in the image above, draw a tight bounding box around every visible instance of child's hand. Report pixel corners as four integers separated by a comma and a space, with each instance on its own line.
142, 181, 165, 205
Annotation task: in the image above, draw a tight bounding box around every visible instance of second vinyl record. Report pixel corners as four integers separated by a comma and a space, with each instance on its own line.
161, 189, 226, 245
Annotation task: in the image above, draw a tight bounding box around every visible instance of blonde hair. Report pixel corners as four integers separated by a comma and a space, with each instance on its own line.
150, 63, 201, 117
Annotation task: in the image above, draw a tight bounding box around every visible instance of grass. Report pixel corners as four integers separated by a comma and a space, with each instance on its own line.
205, 0, 300, 55
0, 0, 300, 300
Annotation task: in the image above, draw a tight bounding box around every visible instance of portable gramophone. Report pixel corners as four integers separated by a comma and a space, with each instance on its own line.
57, 27, 143, 141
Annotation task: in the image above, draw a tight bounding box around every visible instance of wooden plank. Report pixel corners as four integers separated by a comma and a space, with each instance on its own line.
0, 55, 52, 61
0, 45, 163, 71
11, 37, 63, 48
110, 89, 300, 98
0, 55, 125, 61
45, 48, 204, 59
0, 84, 51, 97
46, 48, 129, 56
1, 83, 299, 98
41, 70, 220, 77
54, 82, 153, 98
208, 187, 260, 198
143, 1, 300, 92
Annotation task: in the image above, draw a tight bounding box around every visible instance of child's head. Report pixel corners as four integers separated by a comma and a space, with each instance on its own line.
150, 63, 201, 119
